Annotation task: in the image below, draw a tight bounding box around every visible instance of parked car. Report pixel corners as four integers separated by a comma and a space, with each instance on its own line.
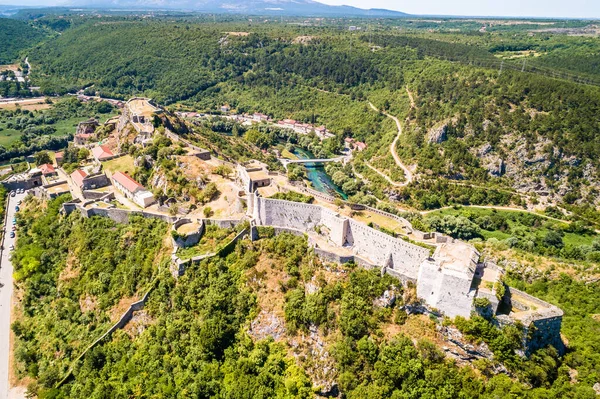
15, 206, 20, 212
9, 245, 14, 251
10, 191, 15, 197
10, 232, 15, 238
17, 200, 21, 205
11, 226, 16, 231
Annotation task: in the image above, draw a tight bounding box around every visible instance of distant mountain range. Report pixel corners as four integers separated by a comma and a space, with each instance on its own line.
62, 0, 409, 17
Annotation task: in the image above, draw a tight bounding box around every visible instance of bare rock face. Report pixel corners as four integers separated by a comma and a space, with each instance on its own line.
76, 118, 99, 135
134, 155, 154, 169
427, 124, 448, 144
151, 172, 168, 194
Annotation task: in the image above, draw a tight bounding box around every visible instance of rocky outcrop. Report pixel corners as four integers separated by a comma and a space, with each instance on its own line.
427, 124, 448, 144
76, 118, 99, 135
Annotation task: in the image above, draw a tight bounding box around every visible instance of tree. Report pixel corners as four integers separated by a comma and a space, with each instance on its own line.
34, 151, 52, 166
203, 206, 213, 218
77, 148, 90, 162
213, 165, 233, 179
543, 231, 564, 248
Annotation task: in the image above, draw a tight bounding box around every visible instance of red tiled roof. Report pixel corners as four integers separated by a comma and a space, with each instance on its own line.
39, 163, 55, 175
71, 169, 88, 188
92, 145, 114, 160
55, 151, 64, 159
112, 171, 143, 194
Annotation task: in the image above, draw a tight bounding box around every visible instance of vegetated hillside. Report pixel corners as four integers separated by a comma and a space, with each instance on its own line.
0, 96, 116, 161
11, 198, 600, 398
0, 18, 46, 64
11, 196, 170, 394
29, 22, 263, 101
27, 20, 600, 213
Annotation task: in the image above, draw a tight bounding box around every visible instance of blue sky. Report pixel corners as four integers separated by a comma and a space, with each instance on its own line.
320, 0, 600, 18
1, 0, 598, 18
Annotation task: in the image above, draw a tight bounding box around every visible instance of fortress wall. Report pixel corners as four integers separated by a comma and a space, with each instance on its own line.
258, 197, 322, 232
417, 259, 442, 307
320, 207, 348, 247
417, 259, 475, 318
434, 272, 474, 318
254, 196, 429, 277
204, 218, 245, 229
346, 220, 429, 280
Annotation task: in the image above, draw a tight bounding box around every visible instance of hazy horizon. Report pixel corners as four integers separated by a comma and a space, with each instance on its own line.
0, 0, 599, 19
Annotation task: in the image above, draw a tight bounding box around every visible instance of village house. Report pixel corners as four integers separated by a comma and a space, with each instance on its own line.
355, 141, 367, 151
111, 171, 156, 208
278, 119, 297, 130
315, 125, 327, 138
221, 104, 231, 113
344, 137, 367, 152
92, 145, 115, 162
39, 163, 57, 177
252, 113, 269, 122
54, 151, 64, 166
71, 169, 110, 191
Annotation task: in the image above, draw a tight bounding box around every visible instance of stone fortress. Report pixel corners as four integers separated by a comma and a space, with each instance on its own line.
242, 170, 564, 354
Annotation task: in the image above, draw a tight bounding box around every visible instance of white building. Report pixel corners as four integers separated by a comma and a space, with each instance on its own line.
111, 171, 156, 208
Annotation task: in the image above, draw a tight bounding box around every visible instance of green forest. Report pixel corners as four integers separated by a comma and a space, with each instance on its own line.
16, 17, 599, 213
0, 18, 47, 64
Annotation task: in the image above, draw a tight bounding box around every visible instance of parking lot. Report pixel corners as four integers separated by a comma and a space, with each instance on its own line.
0, 190, 28, 399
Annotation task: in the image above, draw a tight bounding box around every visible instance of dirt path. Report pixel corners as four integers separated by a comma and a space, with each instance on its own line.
367, 87, 415, 187
364, 162, 404, 188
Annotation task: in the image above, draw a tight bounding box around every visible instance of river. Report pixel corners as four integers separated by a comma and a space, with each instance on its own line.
292, 147, 347, 200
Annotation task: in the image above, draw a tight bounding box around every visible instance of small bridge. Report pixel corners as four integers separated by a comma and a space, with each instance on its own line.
279, 156, 348, 168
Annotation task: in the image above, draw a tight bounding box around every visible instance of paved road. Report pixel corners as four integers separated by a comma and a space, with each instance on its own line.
0, 191, 27, 399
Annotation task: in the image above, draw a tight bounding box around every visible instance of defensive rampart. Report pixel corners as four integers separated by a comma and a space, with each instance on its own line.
253, 195, 430, 280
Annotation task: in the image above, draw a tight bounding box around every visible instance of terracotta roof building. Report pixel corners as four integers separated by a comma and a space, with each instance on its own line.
112, 171, 155, 208
71, 169, 88, 189
92, 145, 115, 161
39, 163, 57, 176
54, 151, 64, 165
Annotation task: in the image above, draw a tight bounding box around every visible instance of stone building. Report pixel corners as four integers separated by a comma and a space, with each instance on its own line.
112, 171, 156, 208
71, 169, 110, 191
236, 161, 272, 193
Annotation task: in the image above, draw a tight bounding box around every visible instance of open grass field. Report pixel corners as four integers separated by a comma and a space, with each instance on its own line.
0, 98, 50, 111
102, 155, 135, 175
426, 207, 598, 247
0, 115, 84, 147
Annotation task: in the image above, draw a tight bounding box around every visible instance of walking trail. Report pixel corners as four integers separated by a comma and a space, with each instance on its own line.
367, 86, 416, 187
